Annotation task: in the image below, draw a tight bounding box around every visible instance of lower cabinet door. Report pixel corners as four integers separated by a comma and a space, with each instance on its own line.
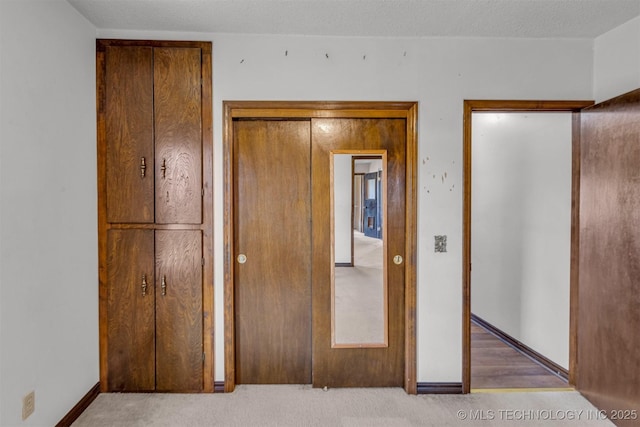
106, 229, 156, 391
155, 230, 204, 392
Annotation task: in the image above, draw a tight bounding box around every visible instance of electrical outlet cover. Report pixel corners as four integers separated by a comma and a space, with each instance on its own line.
22, 391, 35, 420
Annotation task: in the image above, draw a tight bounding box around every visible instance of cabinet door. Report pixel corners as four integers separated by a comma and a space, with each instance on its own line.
155, 230, 203, 391
105, 46, 155, 223
106, 229, 155, 391
154, 48, 203, 224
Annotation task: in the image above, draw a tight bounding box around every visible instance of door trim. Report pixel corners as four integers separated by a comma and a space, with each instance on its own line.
224, 101, 418, 393
462, 100, 593, 393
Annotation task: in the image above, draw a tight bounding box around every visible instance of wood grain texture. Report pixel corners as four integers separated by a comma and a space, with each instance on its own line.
471, 321, 569, 389
98, 40, 213, 393
105, 46, 154, 223
200, 48, 215, 393
98, 39, 211, 52
234, 120, 312, 384
156, 230, 204, 392
471, 316, 568, 388
154, 47, 202, 225
569, 111, 582, 386
106, 229, 155, 391
578, 88, 640, 427
223, 103, 237, 392
312, 118, 405, 388
404, 103, 418, 394
461, 99, 593, 394
226, 101, 417, 119
223, 102, 418, 393
97, 46, 109, 392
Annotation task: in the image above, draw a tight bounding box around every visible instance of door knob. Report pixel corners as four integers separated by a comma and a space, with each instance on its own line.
393, 255, 403, 265
237, 254, 247, 264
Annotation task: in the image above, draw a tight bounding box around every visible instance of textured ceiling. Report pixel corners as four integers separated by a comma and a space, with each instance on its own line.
67, 0, 640, 38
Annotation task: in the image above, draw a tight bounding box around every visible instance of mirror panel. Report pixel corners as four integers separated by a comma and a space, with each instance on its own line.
331, 151, 388, 348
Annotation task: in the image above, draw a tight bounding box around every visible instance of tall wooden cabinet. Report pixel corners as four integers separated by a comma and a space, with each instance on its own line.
97, 40, 213, 392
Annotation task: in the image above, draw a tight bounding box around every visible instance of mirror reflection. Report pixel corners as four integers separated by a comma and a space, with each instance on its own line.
332, 152, 388, 348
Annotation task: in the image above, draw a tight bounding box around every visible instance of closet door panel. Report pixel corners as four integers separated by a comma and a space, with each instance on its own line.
154, 48, 203, 224
311, 118, 406, 388
233, 120, 312, 384
105, 46, 155, 223
155, 230, 203, 391
106, 229, 155, 391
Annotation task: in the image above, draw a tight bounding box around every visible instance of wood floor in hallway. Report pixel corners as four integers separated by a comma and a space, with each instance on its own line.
471, 322, 569, 390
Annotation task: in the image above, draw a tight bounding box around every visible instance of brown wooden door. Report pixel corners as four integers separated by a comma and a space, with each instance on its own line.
155, 230, 204, 391
234, 120, 312, 384
105, 46, 154, 224
106, 229, 155, 391
312, 118, 406, 387
154, 48, 202, 225
578, 89, 640, 421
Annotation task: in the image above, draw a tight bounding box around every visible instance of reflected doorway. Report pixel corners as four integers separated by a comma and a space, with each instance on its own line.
333, 155, 387, 347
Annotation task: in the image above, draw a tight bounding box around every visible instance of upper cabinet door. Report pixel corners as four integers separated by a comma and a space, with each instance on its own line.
154, 48, 203, 224
105, 46, 155, 223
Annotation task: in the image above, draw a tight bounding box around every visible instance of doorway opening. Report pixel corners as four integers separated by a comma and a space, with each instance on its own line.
462, 100, 593, 393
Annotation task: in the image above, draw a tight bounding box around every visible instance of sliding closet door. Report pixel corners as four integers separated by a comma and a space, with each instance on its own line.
234, 120, 312, 384
312, 118, 406, 388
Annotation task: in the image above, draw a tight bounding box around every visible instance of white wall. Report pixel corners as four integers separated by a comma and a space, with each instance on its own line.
0, 1, 98, 425
594, 15, 640, 103
471, 113, 572, 369
97, 28, 593, 382
334, 155, 352, 264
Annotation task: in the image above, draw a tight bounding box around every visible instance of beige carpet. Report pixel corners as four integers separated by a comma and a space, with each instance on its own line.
334, 231, 384, 344
73, 386, 615, 427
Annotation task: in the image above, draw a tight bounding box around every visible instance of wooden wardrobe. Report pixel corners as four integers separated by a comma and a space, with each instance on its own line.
96, 40, 213, 392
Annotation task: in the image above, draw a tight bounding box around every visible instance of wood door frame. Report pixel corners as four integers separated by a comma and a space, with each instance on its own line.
462, 100, 593, 393
96, 39, 214, 392
224, 101, 418, 393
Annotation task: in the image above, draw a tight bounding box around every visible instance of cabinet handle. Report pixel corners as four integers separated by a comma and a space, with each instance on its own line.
141, 274, 148, 296
161, 275, 167, 296
140, 157, 146, 177
161, 158, 167, 179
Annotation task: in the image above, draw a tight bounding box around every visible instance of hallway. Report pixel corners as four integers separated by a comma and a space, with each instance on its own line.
471, 322, 569, 390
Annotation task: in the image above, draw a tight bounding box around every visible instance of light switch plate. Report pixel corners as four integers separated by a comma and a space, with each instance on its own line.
435, 235, 447, 253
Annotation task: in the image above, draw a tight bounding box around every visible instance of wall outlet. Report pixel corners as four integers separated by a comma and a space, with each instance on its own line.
22, 391, 35, 420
